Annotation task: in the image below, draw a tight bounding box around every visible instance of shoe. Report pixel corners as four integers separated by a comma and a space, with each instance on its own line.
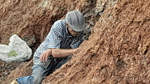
11, 79, 18, 84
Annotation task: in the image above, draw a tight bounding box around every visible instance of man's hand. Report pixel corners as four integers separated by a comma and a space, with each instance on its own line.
40, 49, 52, 62
73, 48, 79, 54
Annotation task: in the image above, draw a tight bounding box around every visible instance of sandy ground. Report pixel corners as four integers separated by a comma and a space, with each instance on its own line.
0, 60, 22, 83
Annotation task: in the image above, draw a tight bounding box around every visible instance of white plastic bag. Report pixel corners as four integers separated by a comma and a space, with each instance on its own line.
0, 34, 32, 62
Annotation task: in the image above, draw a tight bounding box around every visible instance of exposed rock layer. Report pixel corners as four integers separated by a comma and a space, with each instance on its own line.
1, 0, 109, 83
1, 0, 150, 84
43, 0, 150, 84
0, 0, 92, 45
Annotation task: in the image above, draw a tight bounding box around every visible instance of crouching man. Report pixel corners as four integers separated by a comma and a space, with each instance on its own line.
11, 10, 85, 84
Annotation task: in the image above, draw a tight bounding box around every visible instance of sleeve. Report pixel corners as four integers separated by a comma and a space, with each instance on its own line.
46, 21, 63, 49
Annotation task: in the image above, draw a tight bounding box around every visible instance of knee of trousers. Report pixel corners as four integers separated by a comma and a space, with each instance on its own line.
32, 75, 43, 84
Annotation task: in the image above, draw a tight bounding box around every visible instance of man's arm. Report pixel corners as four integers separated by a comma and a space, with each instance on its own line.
52, 48, 78, 58
40, 48, 78, 62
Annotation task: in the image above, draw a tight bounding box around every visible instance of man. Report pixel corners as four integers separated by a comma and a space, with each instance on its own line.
11, 10, 85, 84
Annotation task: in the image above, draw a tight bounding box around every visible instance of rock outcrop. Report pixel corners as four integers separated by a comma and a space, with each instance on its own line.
1, 0, 150, 84
0, 0, 108, 46
42, 0, 150, 83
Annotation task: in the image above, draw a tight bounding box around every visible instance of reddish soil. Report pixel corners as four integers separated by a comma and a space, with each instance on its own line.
1, 0, 150, 84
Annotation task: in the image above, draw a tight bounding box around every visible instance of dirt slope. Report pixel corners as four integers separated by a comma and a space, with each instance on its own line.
1, 0, 150, 84
1, 0, 114, 83
0, 0, 88, 45
43, 0, 150, 84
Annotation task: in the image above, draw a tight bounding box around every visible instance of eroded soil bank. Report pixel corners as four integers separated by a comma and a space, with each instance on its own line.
1, 0, 150, 84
